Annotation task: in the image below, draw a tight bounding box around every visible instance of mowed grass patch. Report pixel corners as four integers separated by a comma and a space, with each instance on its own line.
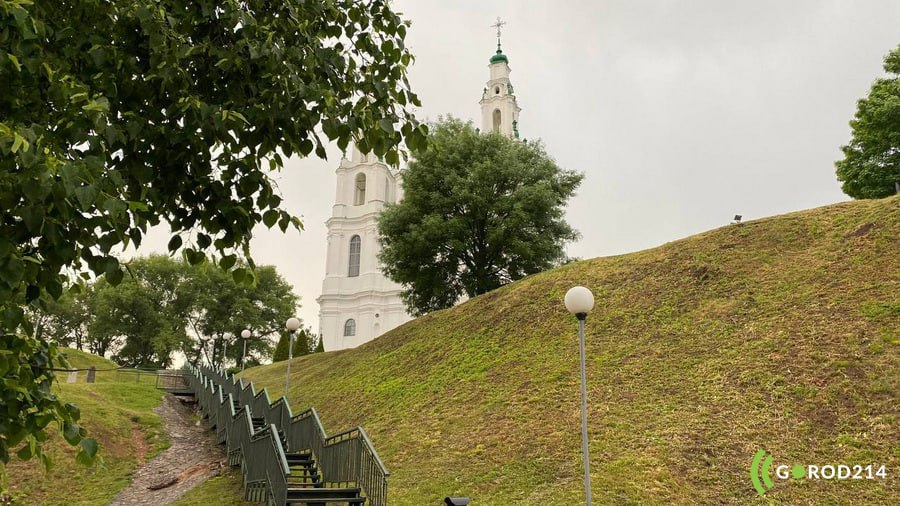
241, 196, 899, 505
1, 353, 168, 505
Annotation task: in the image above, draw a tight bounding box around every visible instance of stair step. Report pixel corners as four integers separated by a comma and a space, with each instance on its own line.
285, 499, 365, 505
287, 468, 317, 473
285, 483, 321, 489
288, 474, 320, 482
287, 487, 361, 497
288, 479, 320, 485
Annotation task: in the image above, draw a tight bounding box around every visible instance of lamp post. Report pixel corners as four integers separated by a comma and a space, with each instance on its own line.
222, 332, 232, 369
284, 317, 301, 397
240, 329, 252, 372
565, 286, 595, 506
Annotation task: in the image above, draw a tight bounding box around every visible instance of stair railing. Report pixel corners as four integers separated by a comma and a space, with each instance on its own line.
252, 387, 272, 418
316, 425, 388, 506
243, 424, 290, 506
215, 388, 231, 445
225, 393, 246, 455
184, 364, 390, 506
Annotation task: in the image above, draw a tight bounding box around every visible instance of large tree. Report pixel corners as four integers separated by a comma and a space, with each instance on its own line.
0, 0, 425, 466
34, 290, 92, 350
378, 118, 583, 316
189, 262, 298, 369
93, 255, 195, 368
836, 45, 900, 198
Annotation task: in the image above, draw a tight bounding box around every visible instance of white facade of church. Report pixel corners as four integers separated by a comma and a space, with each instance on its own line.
317, 39, 521, 351
316, 148, 410, 351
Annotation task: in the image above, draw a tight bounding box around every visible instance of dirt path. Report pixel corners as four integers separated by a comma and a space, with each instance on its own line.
131, 422, 148, 465
110, 394, 225, 506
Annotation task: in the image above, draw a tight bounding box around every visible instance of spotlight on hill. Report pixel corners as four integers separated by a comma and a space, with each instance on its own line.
565, 286, 595, 506
444, 498, 470, 506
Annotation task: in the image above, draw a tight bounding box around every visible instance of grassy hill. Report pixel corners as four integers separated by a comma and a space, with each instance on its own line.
0, 349, 168, 505
59, 347, 116, 370
242, 197, 899, 505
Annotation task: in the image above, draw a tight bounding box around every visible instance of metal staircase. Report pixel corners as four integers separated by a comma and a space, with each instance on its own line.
184, 365, 388, 506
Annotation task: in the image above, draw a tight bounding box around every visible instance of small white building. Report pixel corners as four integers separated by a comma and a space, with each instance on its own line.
317, 37, 522, 351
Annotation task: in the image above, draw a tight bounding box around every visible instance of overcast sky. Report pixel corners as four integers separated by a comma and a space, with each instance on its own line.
131, 1, 900, 332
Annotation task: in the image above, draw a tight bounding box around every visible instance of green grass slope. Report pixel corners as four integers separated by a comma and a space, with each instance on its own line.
172, 468, 252, 506
59, 347, 116, 369
243, 197, 899, 505
1, 350, 168, 505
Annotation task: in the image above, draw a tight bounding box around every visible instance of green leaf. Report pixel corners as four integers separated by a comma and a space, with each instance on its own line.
229, 111, 250, 125
79, 438, 99, 458
0, 236, 13, 258
7, 53, 22, 72
25, 284, 40, 303
262, 210, 279, 228
74, 185, 98, 210
219, 254, 236, 270
168, 235, 183, 252
17, 443, 33, 461
232, 267, 247, 284
11, 132, 28, 153
82, 97, 110, 113
46, 278, 63, 300
127, 201, 149, 212
75, 449, 92, 466
185, 249, 205, 265
299, 139, 314, 156
106, 267, 123, 286
65, 403, 81, 422
63, 422, 81, 445
21, 205, 42, 233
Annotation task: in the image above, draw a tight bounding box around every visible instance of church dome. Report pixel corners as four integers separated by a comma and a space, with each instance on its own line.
490, 49, 508, 64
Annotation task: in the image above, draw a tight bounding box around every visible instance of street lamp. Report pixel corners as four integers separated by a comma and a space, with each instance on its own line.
284, 317, 301, 397
565, 286, 595, 506
240, 329, 252, 372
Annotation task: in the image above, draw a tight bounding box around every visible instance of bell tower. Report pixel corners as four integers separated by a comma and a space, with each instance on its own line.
479, 17, 521, 139
317, 17, 529, 351
316, 146, 411, 351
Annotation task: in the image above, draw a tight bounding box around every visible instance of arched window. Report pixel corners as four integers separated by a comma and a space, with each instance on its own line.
494, 86, 500, 95
492, 109, 501, 133
348, 235, 361, 277
354, 173, 366, 205
343, 319, 356, 337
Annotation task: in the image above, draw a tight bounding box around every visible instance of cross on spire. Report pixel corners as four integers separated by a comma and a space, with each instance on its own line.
491, 17, 506, 52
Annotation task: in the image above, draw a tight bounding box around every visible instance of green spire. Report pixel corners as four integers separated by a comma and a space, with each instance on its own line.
490, 17, 508, 64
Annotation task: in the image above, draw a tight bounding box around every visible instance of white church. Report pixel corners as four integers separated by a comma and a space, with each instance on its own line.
317, 29, 522, 351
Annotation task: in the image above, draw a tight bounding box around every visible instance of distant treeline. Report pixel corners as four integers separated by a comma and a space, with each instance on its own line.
34, 254, 317, 369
